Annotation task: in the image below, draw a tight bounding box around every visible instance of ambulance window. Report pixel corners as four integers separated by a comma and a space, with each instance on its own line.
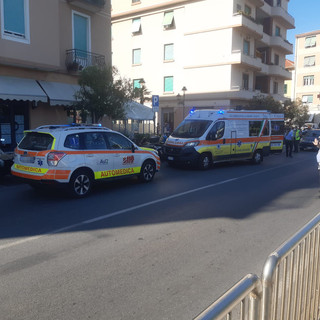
106, 132, 132, 150
64, 134, 81, 149
83, 132, 107, 150
249, 121, 263, 137
208, 121, 225, 140
271, 121, 284, 135
262, 121, 270, 136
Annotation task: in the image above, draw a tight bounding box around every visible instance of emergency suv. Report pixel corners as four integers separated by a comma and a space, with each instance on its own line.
11, 124, 160, 197
164, 109, 284, 169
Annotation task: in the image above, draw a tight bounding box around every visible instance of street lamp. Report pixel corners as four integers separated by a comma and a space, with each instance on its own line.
182, 86, 187, 117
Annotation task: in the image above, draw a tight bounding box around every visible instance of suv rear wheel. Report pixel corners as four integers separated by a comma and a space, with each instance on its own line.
69, 169, 93, 198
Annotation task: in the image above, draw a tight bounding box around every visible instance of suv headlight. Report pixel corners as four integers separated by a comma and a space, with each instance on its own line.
184, 141, 199, 147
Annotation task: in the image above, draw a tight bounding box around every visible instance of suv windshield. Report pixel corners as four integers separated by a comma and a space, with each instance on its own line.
171, 120, 212, 138
19, 132, 54, 151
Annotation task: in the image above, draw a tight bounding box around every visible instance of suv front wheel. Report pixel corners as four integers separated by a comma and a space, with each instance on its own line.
139, 160, 156, 182
69, 169, 93, 198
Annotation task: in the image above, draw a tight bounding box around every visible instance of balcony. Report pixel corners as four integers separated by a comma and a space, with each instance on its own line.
67, 0, 105, 12
231, 50, 262, 71
270, 6, 295, 29
268, 64, 291, 80
65, 49, 105, 72
270, 36, 293, 54
232, 12, 263, 39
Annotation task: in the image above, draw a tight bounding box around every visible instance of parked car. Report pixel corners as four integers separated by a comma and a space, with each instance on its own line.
11, 124, 160, 197
299, 129, 320, 151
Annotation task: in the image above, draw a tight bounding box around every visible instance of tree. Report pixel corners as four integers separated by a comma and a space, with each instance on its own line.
247, 95, 309, 127
75, 65, 133, 123
283, 98, 309, 127
133, 81, 151, 105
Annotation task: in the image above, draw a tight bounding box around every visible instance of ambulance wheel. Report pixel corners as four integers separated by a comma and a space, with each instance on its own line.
69, 169, 93, 198
198, 153, 212, 170
252, 151, 263, 164
139, 160, 156, 182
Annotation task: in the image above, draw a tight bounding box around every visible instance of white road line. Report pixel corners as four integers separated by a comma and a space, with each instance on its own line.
0, 162, 302, 251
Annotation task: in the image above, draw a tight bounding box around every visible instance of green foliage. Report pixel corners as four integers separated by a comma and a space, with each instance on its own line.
247, 95, 309, 127
247, 95, 284, 113
283, 98, 309, 127
75, 65, 133, 123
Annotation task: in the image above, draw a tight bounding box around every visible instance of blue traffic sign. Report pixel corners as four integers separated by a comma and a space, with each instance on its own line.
152, 95, 159, 107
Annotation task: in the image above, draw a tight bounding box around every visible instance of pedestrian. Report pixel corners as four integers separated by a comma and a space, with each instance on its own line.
313, 136, 320, 170
284, 127, 294, 158
293, 126, 302, 153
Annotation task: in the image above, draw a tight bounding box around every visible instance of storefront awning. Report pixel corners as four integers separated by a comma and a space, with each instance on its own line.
38, 81, 80, 106
0, 76, 47, 102
124, 101, 154, 120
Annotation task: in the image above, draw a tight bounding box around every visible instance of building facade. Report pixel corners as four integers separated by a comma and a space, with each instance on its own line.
111, 0, 294, 133
294, 30, 320, 126
284, 58, 294, 100
0, 0, 111, 151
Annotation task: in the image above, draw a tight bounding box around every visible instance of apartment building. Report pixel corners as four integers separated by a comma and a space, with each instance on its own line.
284, 58, 294, 100
0, 0, 111, 151
111, 0, 294, 133
294, 30, 320, 126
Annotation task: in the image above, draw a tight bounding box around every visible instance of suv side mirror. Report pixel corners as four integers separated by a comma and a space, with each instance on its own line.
131, 144, 136, 153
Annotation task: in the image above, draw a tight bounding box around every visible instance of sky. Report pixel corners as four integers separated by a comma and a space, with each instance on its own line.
287, 0, 320, 60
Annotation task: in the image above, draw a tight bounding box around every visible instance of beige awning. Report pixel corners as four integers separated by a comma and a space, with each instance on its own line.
0, 76, 47, 102
38, 81, 80, 106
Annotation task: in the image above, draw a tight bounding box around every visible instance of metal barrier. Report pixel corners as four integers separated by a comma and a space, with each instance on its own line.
194, 274, 261, 320
195, 213, 320, 320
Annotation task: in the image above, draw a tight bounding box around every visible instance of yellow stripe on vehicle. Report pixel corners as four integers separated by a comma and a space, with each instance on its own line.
14, 164, 48, 175
94, 167, 141, 180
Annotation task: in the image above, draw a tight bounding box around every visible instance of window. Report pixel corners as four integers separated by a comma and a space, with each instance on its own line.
133, 79, 143, 89
106, 133, 132, 150
284, 84, 287, 94
1, 0, 30, 43
132, 0, 140, 3
275, 26, 281, 37
271, 121, 284, 135
172, 120, 212, 138
163, 11, 175, 29
236, 4, 241, 11
305, 36, 316, 48
207, 121, 225, 140
64, 134, 81, 150
273, 81, 278, 94
132, 17, 141, 34
18, 132, 53, 151
302, 95, 313, 103
73, 11, 91, 60
164, 43, 174, 61
276, 0, 281, 7
249, 121, 263, 137
274, 54, 279, 65
244, 5, 251, 16
83, 132, 107, 150
132, 48, 141, 65
164, 76, 173, 92
242, 73, 249, 90
304, 56, 316, 67
243, 39, 250, 55
303, 75, 314, 86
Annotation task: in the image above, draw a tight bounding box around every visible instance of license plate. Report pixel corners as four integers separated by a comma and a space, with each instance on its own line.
20, 155, 35, 163
167, 156, 174, 161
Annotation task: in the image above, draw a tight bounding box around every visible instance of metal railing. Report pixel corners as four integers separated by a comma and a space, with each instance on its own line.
65, 49, 105, 72
195, 212, 320, 320
194, 274, 261, 320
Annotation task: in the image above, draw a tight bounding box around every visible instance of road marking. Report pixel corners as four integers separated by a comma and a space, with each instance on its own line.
0, 161, 304, 251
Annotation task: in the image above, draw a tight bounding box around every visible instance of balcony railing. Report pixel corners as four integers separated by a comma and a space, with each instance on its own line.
65, 49, 105, 72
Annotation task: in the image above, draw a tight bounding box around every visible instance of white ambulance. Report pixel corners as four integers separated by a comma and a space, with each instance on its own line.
164, 109, 284, 169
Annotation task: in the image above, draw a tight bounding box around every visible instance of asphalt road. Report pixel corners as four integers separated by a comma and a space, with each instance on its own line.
0, 150, 320, 320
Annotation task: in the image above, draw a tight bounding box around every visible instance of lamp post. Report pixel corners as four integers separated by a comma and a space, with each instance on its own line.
182, 86, 187, 118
